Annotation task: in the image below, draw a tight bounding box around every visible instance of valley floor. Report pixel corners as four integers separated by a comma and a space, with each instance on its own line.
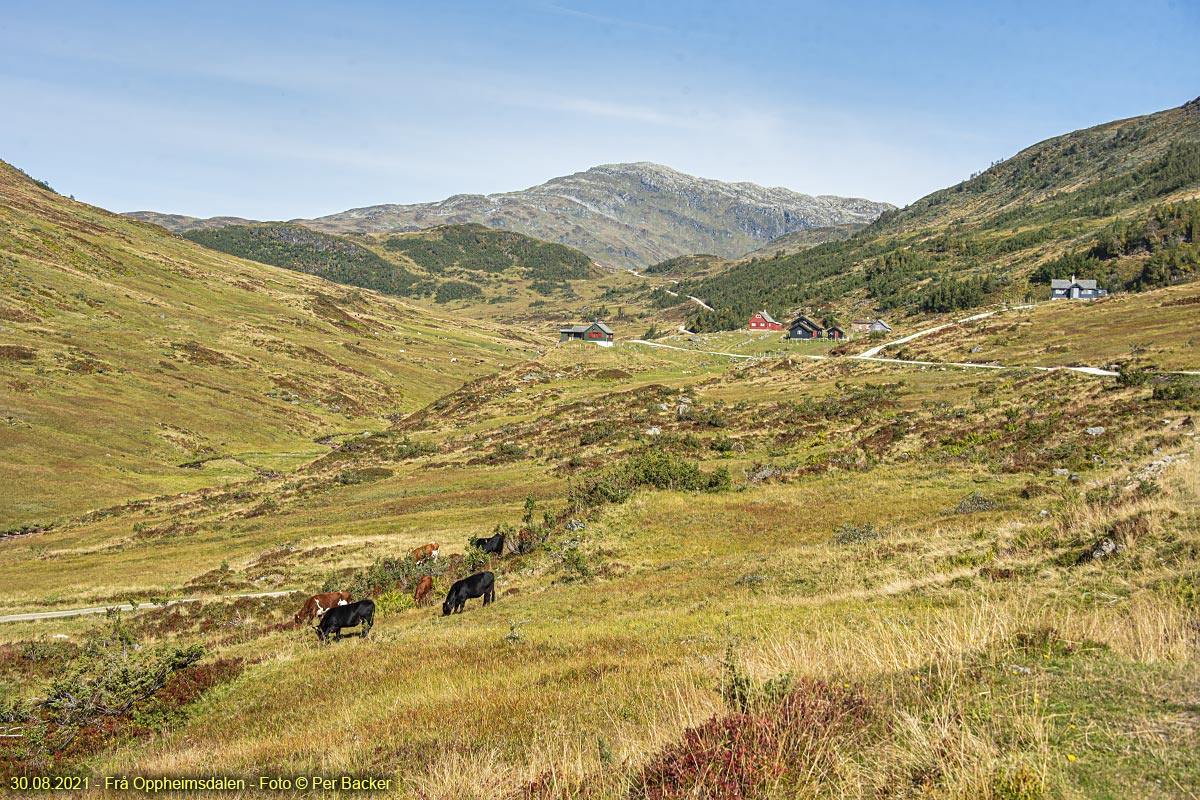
2, 304, 1199, 800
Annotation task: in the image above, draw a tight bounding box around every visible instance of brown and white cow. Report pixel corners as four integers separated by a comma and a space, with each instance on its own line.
411, 542, 440, 564
413, 575, 434, 606
294, 591, 352, 625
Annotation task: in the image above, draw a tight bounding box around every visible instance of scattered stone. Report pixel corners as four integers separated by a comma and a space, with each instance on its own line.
678, 396, 692, 404
645, 426, 661, 436
658, 403, 670, 411
746, 464, 781, 484
1038, 509, 1050, 517
1069, 474, 1081, 482
565, 520, 586, 532
1052, 468, 1070, 476
1085, 426, 1106, 436
1076, 536, 1125, 565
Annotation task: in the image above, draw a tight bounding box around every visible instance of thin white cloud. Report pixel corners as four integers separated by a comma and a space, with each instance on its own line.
534, 2, 676, 34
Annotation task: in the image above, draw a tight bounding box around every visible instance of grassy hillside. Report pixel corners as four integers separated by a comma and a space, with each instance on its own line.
0, 161, 537, 529
674, 98, 1200, 331
0, 330, 1196, 797
876, 282, 1200, 371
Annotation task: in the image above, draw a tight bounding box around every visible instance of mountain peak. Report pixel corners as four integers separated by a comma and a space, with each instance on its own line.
125, 164, 895, 269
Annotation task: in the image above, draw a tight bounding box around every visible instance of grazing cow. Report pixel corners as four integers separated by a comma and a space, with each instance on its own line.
316, 599, 375, 642
294, 591, 352, 625
471, 533, 505, 555
442, 571, 495, 616
413, 575, 434, 606
410, 542, 440, 564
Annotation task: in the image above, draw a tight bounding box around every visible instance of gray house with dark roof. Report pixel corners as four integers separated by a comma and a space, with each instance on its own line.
560, 320, 614, 344
1050, 276, 1107, 300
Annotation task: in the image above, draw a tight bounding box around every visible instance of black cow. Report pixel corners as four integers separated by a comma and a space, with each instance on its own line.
471, 533, 505, 555
316, 599, 375, 642
442, 571, 495, 616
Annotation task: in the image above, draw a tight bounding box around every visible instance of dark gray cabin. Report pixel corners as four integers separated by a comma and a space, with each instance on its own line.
1050, 276, 1107, 300
560, 321, 614, 344
787, 315, 824, 340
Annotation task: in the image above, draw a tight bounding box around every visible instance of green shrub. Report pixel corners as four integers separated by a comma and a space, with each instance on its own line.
568, 450, 730, 513
1151, 381, 1200, 404
1117, 367, 1153, 387
495, 441, 528, 459
463, 545, 492, 573
325, 556, 423, 598
955, 492, 1000, 514
833, 523, 886, 545
709, 435, 736, 453
375, 589, 415, 616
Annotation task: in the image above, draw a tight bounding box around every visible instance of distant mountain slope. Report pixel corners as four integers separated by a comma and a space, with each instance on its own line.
743, 223, 867, 258
182, 222, 601, 309
125, 163, 894, 269
676, 97, 1200, 331
124, 211, 259, 231
183, 224, 418, 296
0, 159, 533, 528
377, 223, 594, 282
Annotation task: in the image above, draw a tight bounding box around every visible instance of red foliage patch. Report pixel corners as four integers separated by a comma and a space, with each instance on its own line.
633, 678, 870, 800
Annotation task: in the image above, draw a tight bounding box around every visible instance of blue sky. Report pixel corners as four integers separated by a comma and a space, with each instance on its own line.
1, 0, 1197, 218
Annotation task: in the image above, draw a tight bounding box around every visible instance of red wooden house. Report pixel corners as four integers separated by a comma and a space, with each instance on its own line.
748, 310, 783, 331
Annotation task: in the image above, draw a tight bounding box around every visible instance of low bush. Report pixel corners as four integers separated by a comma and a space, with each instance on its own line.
634, 673, 871, 799
955, 491, 1000, 514
1, 612, 208, 772
833, 523, 886, 545
568, 450, 731, 513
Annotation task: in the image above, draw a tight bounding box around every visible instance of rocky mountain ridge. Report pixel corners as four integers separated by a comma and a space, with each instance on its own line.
126, 162, 893, 269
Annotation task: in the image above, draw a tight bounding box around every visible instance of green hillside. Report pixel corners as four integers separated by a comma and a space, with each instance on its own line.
180, 221, 606, 308
676, 97, 1200, 331
183, 223, 418, 296
0, 161, 535, 529
379, 223, 593, 282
